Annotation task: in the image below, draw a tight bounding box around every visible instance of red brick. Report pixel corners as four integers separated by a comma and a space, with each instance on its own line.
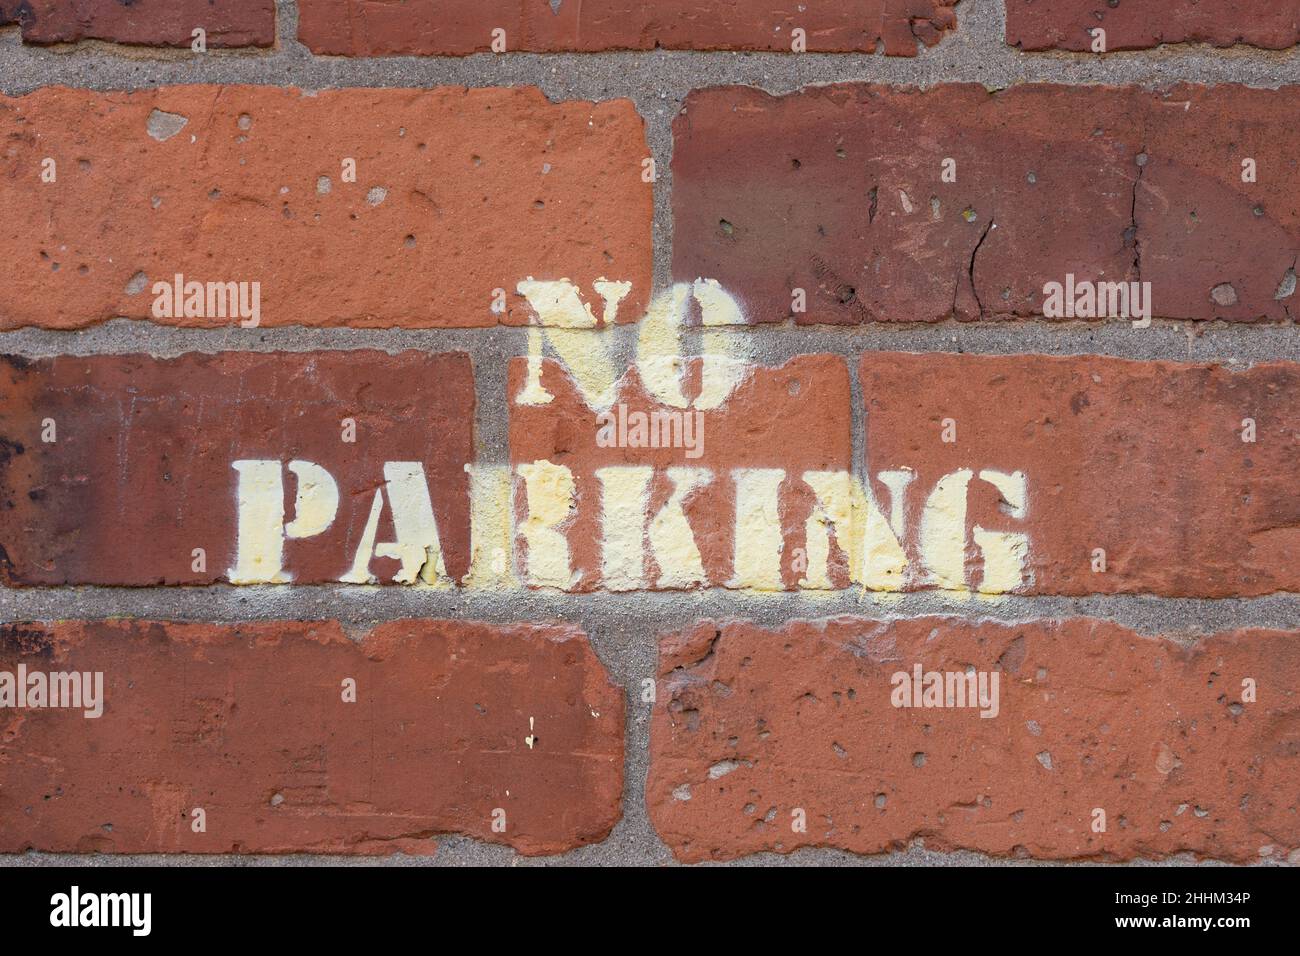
0, 0, 274, 47
860, 352, 1300, 598
507, 354, 852, 591
507, 349, 1299, 598
0, 351, 475, 586
0, 618, 624, 855
648, 617, 1300, 863
1007, 0, 1300, 52
297, 0, 960, 56
673, 83, 1300, 324
0, 86, 650, 330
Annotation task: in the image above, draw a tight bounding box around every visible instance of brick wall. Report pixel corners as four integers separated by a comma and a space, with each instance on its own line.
0, 0, 1297, 866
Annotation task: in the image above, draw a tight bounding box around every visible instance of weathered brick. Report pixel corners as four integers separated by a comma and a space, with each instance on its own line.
1007, 0, 1300, 52
673, 83, 1300, 324
0, 351, 475, 586
648, 617, 1299, 862
0, 86, 650, 330
0, 0, 275, 48
507, 354, 853, 591
297, 0, 960, 56
0, 618, 624, 855
860, 352, 1300, 598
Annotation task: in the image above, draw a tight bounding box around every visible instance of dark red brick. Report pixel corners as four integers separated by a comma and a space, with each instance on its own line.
1007, 0, 1300, 52
0, 618, 624, 855
649, 617, 1299, 862
673, 83, 1300, 324
297, 0, 960, 56
0, 351, 475, 586
0, 0, 274, 48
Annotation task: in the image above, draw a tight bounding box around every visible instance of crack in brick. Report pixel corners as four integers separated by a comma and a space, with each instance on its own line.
1130, 145, 1148, 284
967, 217, 995, 318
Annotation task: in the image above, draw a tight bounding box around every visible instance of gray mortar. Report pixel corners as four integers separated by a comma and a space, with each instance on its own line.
0, 0, 1298, 867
